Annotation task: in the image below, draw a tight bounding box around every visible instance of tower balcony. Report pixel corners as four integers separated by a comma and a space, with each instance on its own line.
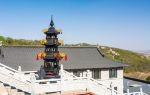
44, 54, 56, 60
44, 39, 61, 46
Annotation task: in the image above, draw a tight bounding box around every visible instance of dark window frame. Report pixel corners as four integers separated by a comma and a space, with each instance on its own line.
92, 69, 101, 79
109, 68, 117, 78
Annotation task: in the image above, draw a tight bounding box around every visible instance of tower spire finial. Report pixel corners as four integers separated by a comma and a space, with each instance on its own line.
50, 15, 54, 27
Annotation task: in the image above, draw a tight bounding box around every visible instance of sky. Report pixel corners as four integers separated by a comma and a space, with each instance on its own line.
0, 0, 150, 51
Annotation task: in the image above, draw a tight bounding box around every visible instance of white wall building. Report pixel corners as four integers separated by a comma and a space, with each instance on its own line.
0, 46, 128, 95
67, 67, 124, 94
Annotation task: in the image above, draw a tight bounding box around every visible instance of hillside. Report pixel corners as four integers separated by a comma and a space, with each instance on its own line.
99, 46, 150, 80
0, 36, 41, 46
137, 50, 150, 58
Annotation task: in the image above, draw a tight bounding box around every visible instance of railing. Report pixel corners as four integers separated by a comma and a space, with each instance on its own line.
62, 77, 88, 92
124, 88, 148, 95
30, 77, 87, 94
0, 63, 148, 95
124, 92, 148, 95
0, 66, 31, 93
63, 70, 77, 78
88, 77, 123, 95
33, 78, 61, 94
0, 61, 120, 95
0, 63, 31, 82
88, 78, 111, 95
0, 62, 19, 73
22, 71, 37, 74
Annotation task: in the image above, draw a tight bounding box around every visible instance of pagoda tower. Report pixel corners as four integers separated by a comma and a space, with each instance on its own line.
43, 17, 60, 77
37, 16, 67, 79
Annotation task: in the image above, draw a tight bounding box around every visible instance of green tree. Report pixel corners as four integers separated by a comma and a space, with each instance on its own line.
146, 76, 150, 82
6, 37, 13, 45
0, 36, 5, 41
0, 36, 7, 45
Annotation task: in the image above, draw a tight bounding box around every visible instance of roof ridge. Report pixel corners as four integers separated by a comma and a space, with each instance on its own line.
2, 45, 98, 48
96, 47, 128, 66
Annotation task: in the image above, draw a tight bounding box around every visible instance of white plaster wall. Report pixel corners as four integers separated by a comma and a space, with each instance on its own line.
68, 68, 123, 94
117, 68, 123, 78
98, 68, 123, 94
101, 69, 109, 80
99, 78, 123, 94
68, 68, 124, 94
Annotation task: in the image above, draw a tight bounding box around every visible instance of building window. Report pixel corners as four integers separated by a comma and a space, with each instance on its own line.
92, 69, 101, 79
109, 68, 117, 78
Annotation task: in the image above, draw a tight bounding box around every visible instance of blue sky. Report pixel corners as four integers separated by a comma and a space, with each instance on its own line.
0, 0, 150, 50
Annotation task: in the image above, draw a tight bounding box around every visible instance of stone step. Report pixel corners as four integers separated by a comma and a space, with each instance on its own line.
17, 91, 25, 95
40, 90, 95, 95
5, 86, 11, 94
1, 82, 28, 95
45, 92, 60, 95
0, 83, 8, 95
10, 89, 18, 95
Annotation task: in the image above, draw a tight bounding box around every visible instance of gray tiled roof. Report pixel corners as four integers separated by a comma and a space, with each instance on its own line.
0, 46, 128, 71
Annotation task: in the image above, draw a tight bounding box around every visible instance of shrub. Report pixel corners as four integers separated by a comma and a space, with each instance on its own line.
146, 76, 150, 82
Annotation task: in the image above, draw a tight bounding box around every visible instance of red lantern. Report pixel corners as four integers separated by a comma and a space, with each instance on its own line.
40, 53, 43, 59
55, 53, 58, 59
59, 57, 63, 61
65, 55, 68, 61
36, 55, 39, 60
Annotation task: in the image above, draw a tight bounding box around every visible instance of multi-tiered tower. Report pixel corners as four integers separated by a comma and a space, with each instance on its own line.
43, 17, 61, 78
37, 17, 67, 79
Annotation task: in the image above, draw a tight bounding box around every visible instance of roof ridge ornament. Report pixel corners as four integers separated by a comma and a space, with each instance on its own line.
50, 15, 54, 27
